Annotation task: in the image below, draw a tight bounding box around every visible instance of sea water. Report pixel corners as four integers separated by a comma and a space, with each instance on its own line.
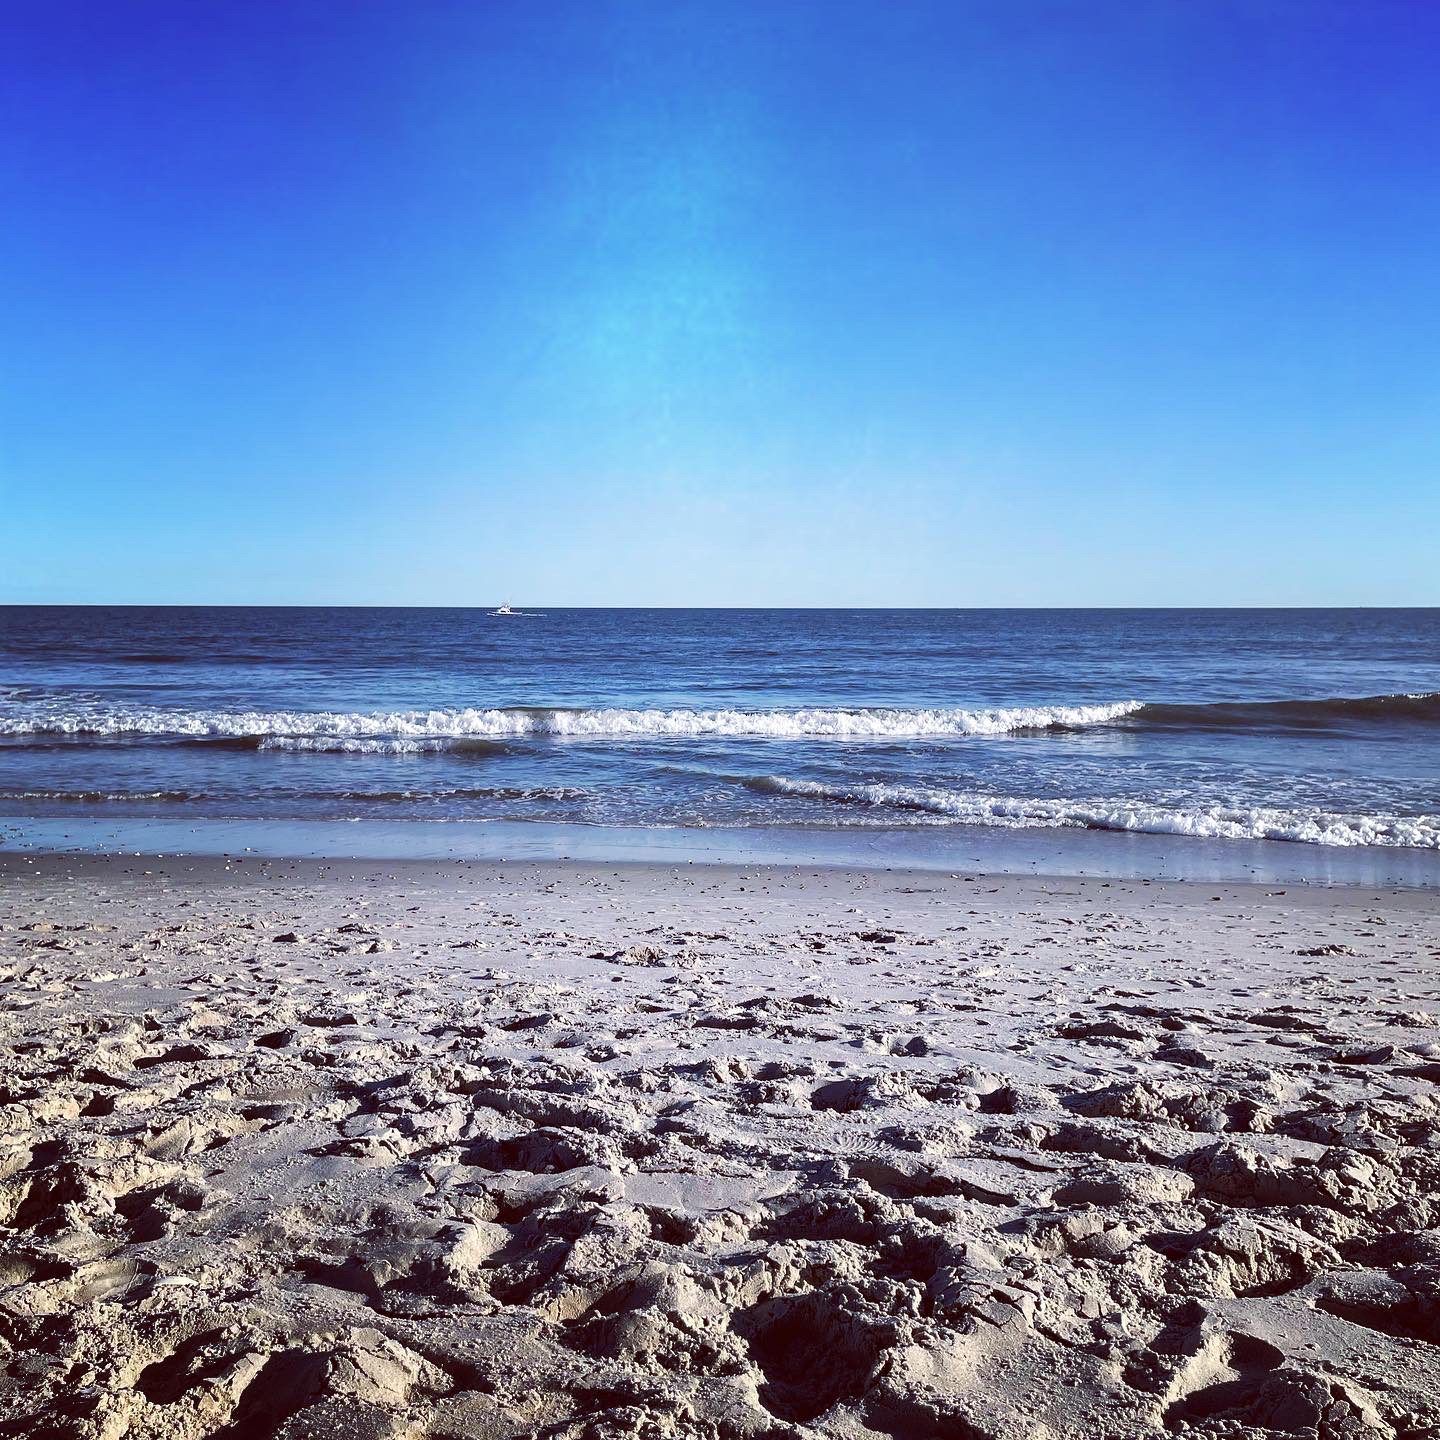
2, 607, 1437, 861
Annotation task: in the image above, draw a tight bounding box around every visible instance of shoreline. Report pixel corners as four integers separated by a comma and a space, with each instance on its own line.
4, 813, 1439, 888
3, 850, 1436, 917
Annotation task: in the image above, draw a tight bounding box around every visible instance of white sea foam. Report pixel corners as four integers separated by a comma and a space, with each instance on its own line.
748, 776, 1440, 849
0, 700, 1144, 742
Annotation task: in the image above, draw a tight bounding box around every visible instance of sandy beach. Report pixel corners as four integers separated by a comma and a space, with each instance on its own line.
1, 853, 1437, 1438
10, 0, 1440, 1428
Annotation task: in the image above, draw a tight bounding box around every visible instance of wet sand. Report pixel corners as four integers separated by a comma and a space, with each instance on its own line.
2, 854, 1438, 1438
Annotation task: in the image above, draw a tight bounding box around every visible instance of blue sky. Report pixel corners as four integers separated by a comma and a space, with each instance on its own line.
3, 0, 1437, 605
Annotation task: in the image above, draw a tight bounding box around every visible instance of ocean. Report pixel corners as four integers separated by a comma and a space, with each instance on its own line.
2, 607, 1437, 864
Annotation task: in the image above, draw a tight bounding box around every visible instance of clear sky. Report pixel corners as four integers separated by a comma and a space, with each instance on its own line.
3, 0, 1438, 606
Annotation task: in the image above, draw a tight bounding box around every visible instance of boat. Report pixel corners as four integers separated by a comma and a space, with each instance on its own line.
492, 603, 516, 615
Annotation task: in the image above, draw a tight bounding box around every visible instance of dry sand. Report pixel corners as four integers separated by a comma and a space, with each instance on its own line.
1, 853, 1438, 1439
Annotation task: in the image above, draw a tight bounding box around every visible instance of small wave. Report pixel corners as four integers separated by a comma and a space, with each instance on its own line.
0, 784, 589, 806
741, 775, 1440, 849
253, 736, 513, 756
1134, 692, 1440, 731
0, 789, 202, 804
0, 700, 1144, 743
330, 785, 590, 802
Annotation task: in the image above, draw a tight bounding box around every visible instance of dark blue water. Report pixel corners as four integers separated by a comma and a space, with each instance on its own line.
2, 607, 1437, 850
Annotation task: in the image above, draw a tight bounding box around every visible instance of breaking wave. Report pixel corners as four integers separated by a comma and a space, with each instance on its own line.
6, 692, 1434, 749
739, 775, 1440, 849
0, 700, 1145, 744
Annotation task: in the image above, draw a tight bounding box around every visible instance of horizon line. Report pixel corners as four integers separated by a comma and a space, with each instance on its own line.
3, 602, 1436, 613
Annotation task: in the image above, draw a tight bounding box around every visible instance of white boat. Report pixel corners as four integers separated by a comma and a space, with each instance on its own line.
492, 603, 516, 616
